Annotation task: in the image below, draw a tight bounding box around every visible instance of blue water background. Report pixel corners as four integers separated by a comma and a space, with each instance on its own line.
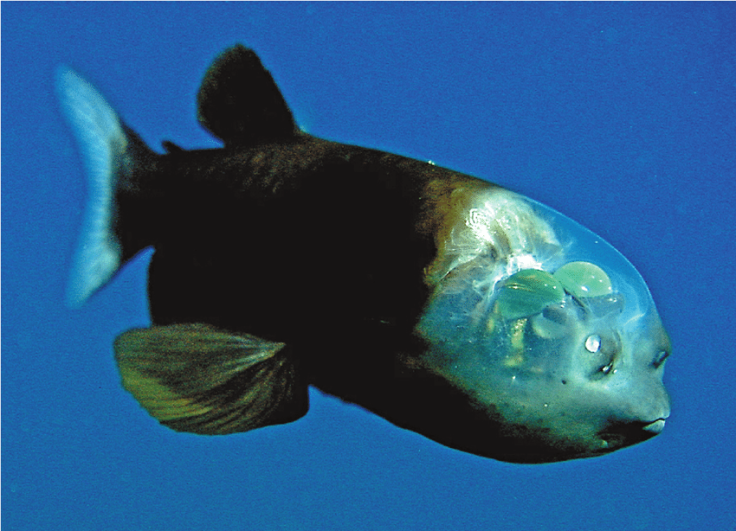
3, 3, 735, 530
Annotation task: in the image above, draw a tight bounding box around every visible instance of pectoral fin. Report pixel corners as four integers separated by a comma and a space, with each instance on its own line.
114, 324, 308, 435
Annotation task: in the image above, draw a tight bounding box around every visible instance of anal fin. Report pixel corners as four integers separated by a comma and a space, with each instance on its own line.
114, 324, 308, 435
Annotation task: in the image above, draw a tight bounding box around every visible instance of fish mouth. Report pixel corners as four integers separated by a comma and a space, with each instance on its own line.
641, 418, 667, 434
598, 417, 668, 450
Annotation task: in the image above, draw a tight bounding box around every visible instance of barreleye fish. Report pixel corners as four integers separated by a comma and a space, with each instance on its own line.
58, 45, 671, 463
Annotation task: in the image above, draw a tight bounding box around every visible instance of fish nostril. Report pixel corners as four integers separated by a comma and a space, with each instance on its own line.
653, 349, 670, 368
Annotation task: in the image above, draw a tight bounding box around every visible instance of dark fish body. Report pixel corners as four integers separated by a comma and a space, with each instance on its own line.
58, 45, 671, 463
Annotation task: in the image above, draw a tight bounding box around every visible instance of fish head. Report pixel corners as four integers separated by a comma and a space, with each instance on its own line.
416, 188, 671, 462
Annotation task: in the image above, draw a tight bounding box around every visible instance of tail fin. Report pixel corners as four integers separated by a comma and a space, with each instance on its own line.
57, 67, 154, 308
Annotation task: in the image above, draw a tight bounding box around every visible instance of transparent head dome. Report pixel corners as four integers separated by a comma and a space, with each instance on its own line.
417, 188, 659, 384
415, 186, 670, 462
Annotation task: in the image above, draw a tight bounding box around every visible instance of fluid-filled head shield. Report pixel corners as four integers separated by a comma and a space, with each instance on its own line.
416, 188, 670, 462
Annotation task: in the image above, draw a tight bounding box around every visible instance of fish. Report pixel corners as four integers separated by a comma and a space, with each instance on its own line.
57, 44, 671, 463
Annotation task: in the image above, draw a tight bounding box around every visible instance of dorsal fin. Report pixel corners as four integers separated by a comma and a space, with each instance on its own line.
197, 45, 297, 147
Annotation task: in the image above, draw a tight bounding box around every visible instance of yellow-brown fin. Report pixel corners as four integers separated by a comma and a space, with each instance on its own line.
114, 323, 308, 435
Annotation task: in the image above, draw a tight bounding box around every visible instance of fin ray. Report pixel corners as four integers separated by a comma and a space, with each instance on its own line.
57, 68, 126, 307
114, 324, 308, 435
57, 68, 155, 307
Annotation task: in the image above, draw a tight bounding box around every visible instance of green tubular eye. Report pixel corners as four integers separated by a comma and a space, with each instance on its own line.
495, 269, 565, 321
554, 261, 613, 299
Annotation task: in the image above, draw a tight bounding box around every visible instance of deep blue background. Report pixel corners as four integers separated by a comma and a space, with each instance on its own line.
4, 3, 735, 530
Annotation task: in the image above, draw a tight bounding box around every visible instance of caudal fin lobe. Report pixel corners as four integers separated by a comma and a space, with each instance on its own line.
57, 68, 154, 307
